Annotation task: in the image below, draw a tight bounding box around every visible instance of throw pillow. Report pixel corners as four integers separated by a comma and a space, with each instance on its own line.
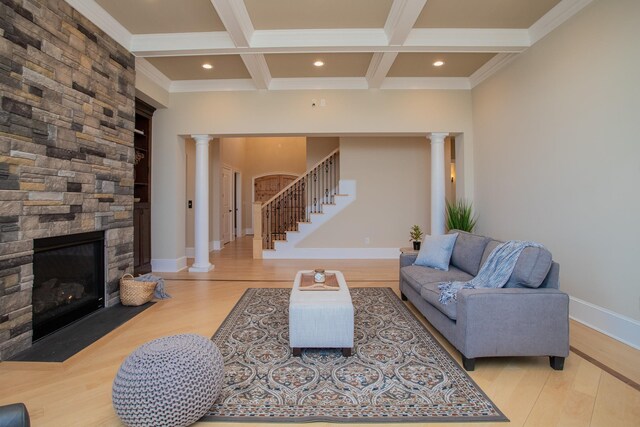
414, 233, 459, 271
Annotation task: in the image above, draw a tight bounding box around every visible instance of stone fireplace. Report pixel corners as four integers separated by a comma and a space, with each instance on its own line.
0, 0, 136, 359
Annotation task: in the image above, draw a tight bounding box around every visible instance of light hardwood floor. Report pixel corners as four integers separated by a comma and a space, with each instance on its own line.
1, 236, 638, 427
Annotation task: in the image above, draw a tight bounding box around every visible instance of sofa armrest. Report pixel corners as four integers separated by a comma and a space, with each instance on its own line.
400, 253, 417, 268
455, 288, 569, 358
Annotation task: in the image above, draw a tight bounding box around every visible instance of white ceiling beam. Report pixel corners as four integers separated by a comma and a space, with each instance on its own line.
251, 29, 389, 49
209, 0, 254, 47
240, 54, 272, 90
405, 28, 530, 51
366, 52, 398, 89
131, 28, 530, 57
381, 77, 470, 90
130, 32, 235, 56
269, 78, 369, 91
171, 79, 257, 93
168, 77, 469, 92
385, 0, 428, 45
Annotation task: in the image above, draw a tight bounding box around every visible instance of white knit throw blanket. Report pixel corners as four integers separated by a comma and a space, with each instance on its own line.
438, 240, 543, 305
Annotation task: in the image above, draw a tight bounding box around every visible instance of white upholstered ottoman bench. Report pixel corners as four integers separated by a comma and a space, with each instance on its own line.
289, 270, 354, 357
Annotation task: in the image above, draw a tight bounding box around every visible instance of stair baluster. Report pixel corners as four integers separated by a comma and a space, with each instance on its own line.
258, 149, 340, 250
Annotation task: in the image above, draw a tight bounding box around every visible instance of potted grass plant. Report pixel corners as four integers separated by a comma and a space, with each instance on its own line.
446, 199, 478, 232
409, 225, 424, 250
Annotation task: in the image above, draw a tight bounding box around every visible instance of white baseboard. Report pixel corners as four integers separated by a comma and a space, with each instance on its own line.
151, 257, 187, 273
246, 228, 254, 235
570, 296, 640, 350
263, 247, 400, 259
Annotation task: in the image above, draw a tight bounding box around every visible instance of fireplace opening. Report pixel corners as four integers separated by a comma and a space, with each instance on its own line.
32, 231, 105, 340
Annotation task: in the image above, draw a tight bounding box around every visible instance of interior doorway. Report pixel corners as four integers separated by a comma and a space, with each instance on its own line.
254, 174, 298, 203
221, 166, 233, 245
233, 171, 242, 239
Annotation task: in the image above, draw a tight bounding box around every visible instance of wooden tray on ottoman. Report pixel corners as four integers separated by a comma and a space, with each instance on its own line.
299, 273, 339, 291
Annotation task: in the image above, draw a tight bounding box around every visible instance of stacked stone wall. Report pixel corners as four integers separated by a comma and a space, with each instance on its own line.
0, 0, 135, 359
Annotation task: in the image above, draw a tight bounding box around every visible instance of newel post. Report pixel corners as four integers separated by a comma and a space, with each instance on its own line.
253, 202, 263, 259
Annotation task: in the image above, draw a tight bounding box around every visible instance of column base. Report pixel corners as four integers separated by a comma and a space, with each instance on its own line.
188, 263, 214, 272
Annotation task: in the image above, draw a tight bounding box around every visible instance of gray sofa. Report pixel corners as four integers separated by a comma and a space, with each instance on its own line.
400, 230, 569, 371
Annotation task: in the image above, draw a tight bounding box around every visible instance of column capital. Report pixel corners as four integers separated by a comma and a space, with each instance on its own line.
191, 134, 212, 144
428, 132, 448, 144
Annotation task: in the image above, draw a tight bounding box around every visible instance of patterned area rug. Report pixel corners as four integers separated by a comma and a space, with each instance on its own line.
204, 288, 507, 423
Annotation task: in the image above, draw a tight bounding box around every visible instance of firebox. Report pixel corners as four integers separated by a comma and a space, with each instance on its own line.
32, 231, 105, 340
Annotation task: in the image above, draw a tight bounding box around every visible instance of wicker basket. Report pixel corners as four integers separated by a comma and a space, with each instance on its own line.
120, 274, 156, 306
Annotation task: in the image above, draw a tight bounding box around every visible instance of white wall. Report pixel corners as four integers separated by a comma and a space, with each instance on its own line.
151, 89, 474, 265
472, 0, 640, 335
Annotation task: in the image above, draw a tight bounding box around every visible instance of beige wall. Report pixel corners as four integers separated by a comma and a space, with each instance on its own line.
185, 139, 195, 248
221, 137, 246, 170
306, 137, 340, 170
444, 137, 456, 203
300, 137, 430, 248
472, 0, 640, 320
244, 137, 307, 230
151, 89, 474, 263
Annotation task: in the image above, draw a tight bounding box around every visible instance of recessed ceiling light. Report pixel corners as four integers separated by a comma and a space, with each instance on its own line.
202, 63, 213, 70
313, 60, 324, 67
433, 60, 444, 67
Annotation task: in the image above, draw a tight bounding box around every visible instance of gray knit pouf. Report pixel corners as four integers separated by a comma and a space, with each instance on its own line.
112, 334, 224, 427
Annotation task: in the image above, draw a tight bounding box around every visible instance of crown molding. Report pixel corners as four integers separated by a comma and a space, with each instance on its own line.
385, 0, 428, 45
63, 0, 131, 49
130, 32, 235, 56
468, 53, 519, 88
381, 77, 470, 90
366, 52, 399, 89
240, 54, 272, 90
404, 28, 530, 52
529, 0, 595, 44
269, 78, 368, 91
467, 0, 595, 89
171, 79, 257, 92
251, 29, 388, 49
135, 58, 172, 92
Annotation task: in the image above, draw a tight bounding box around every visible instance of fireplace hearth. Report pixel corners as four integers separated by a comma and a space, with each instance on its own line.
32, 231, 105, 340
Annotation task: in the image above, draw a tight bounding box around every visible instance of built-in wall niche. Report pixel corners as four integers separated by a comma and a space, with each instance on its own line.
134, 112, 151, 203
134, 99, 155, 274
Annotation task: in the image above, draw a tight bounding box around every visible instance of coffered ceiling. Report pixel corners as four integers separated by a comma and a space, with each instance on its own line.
72, 0, 589, 93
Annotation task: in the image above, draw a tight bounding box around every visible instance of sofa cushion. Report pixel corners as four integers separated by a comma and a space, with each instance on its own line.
481, 240, 553, 288
414, 233, 458, 271
449, 230, 491, 276
401, 264, 473, 296
420, 282, 460, 320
